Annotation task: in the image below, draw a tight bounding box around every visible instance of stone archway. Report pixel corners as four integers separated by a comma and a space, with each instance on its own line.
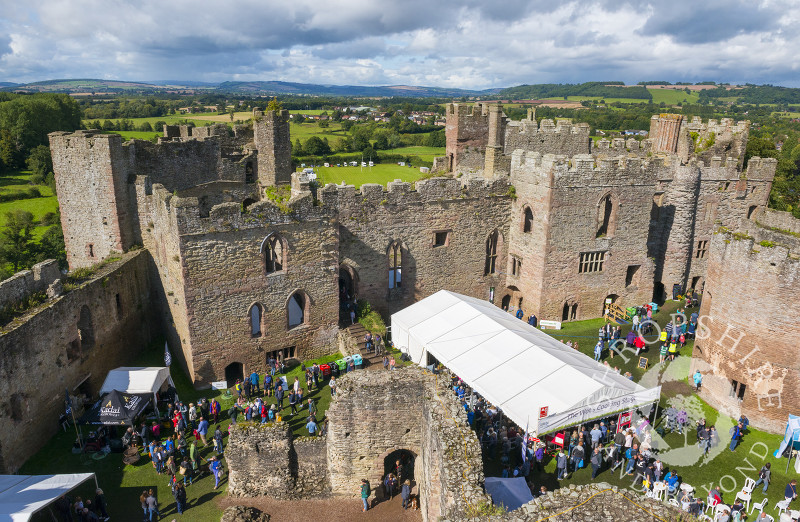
374, 448, 419, 499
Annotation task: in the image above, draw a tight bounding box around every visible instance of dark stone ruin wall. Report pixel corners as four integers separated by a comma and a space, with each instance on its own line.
329, 177, 511, 319
0, 251, 156, 472
691, 229, 800, 433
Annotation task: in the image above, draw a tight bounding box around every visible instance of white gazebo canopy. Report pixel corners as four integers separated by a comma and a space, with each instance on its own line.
391, 290, 661, 435
100, 367, 173, 396
99, 367, 176, 416
0, 473, 96, 521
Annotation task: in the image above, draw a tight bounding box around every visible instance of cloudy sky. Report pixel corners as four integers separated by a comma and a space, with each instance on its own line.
0, 0, 797, 89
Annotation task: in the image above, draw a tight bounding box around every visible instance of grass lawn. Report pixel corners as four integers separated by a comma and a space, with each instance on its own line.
648, 88, 701, 105
289, 109, 328, 115
314, 163, 428, 188
20, 340, 341, 522
0, 170, 59, 239
473, 301, 792, 512
383, 146, 444, 162
289, 121, 349, 142
111, 131, 161, 141
566, 96, 653, 105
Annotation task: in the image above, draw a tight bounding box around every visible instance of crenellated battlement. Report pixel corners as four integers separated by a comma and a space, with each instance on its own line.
506, 117, 591, 136
321, 175, 510, 211
446, 102, 490, 117
743, 156, 778, 181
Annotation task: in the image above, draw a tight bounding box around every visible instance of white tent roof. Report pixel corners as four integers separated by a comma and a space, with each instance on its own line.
99, 367, 172, 395
0, 473, 95, 521
391, 290, 661, 435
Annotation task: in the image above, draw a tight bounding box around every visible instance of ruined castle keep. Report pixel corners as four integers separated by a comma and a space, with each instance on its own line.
45, 104, 796, 430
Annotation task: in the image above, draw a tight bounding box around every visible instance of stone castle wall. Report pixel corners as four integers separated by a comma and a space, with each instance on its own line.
0, 260, 61, 310
510, 152, 657, 320
329, 177, 511, 318
253, 110, 292, 187
227, 423, 330, 499
690, 229, 800, 432
136, 183, 339, 386
0, 251, 156, 472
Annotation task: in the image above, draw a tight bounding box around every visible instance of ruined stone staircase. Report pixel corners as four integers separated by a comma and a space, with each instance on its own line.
339, 323, 384, 369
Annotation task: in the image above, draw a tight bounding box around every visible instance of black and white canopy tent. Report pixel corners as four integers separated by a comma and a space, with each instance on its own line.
99, 367, 176, 416
80, 390, 151, 426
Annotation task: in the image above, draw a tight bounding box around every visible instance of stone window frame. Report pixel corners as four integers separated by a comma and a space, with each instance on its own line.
388, 240, 403, 289
695, 240, 709, 259
248, 302, 265, 338
522, 205, 534, 233
510, 254, 522, 277
261, 233, 288, 275
286, 289, 311, 330
432, 230, 450, 248
484, 230, 501, 275
595, 192, 618, 239
86, 243, 95, 259
578, 251, 606, 274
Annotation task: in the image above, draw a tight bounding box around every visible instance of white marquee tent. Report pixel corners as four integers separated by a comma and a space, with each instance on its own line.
0, 473, 96, 521
99, 367, 176, 415
391, 291, 661, 435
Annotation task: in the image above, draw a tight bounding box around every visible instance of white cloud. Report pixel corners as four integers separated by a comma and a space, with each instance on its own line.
0, 0, 797, 87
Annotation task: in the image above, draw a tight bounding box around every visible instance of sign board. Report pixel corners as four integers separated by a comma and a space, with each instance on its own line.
605, 298, 613, 304
637, 357, 649, 369
539, 320, 562, 330
489, 287, 495, 303
537, 386, 661, 435
552, 432, 565, 448
539, 406, 549, 419
211, 381, 228, 391
618, 411, 633, 431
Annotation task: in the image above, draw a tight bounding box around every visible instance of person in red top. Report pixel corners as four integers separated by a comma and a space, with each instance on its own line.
634, 334, 646, 355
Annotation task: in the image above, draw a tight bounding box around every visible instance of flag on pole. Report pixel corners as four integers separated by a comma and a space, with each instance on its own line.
64, 389, 72, 415
164, 342, 172, 367
521, 417, 530, 463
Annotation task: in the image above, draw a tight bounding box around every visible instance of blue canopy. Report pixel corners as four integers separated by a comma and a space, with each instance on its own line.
484, 477, 534, 512
774, 415, 800, 458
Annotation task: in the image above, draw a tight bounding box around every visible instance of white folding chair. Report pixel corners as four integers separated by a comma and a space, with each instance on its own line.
743, 477, 756, 494
775, 498, 790, 518
736, 489, 752, 511
750, 497, 768, 515
668, 498, 680, 508
706, 497, 719, 514
714, 503, 730, 518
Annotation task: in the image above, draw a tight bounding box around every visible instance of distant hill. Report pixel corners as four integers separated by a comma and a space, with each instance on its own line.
498, 82, 652, 101
214, 81, 496, 97
1, 78, 496, 97
0, 82, 18, 88
2, 79, 169, 93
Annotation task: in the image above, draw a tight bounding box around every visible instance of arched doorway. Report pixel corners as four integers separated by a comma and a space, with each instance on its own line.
501, 294, 511, 311
383, 449, 416, 482
225, 362, 244, 384
339, 265, 357, 301
562, 303, 570, 322
603, 294, 619, 316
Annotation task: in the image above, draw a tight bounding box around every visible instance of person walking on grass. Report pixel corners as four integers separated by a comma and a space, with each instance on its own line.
754, 462, 771, 493
145, 489, 158, 521
174, 482, 187, 515
209, 456, 223, 490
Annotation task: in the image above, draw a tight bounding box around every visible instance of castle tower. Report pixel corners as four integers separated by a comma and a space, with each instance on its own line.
49, 131, 134, 269
650, 114, 684, 153
483, 104, 508, 178
253, 109, 292, 186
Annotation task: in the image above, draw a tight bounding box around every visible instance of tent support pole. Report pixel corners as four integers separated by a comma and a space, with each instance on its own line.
652, 400, 659, 427
94, 473, 99, 490
49, 507, 58, 522
788, 449, 792, 473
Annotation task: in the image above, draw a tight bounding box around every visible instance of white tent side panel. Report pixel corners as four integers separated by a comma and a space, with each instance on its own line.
99, 367, 171, 395
0, 473, 95, 522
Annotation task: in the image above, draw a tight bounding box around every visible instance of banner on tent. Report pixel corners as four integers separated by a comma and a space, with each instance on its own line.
538, 386, 661, 434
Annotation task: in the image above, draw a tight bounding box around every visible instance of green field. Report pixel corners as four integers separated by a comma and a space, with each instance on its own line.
289, 109, 327, 115
566, 96, 652, 105
383, 146, 444, 162
289, 121, 349, 142
648, 88, 700, 105
313, 163, 429, 188
113, 130, 161, 141
0, 171, 59, 239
